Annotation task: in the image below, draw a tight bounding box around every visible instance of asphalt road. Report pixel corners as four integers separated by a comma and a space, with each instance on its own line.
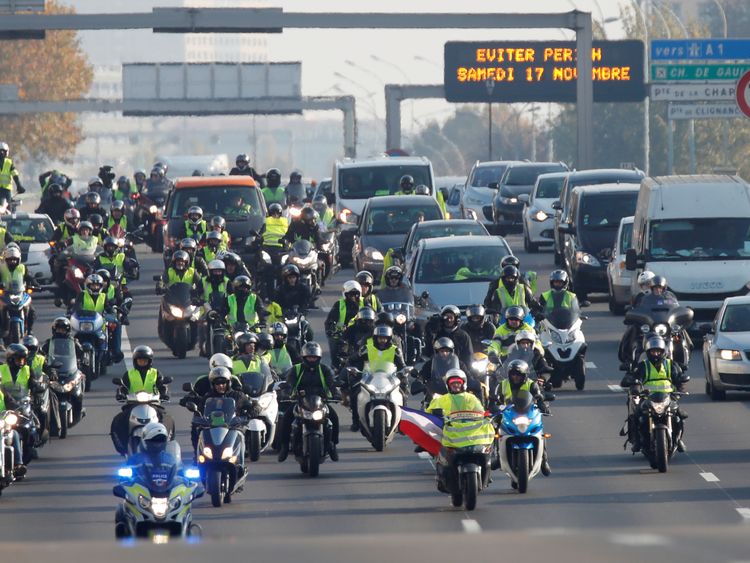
2, 233, 750, 561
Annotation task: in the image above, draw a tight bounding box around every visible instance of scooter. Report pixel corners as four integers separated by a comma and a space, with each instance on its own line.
351, 363, 404, 452
239, 371, 279, 462
538, 307, 587, 390
497, 400, 547, 494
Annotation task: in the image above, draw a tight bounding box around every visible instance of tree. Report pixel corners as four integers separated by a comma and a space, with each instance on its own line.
0, 1, 92, 166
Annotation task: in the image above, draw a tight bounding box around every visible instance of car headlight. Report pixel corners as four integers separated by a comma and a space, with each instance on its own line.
499, 196, 518, 205
202, 446, 213, 459
653, 324, 668, 336
365, 247, 384, 261
221, 446, 234, 460
575, 251, 600, 267
149, 205, 158, 214
151, 497, 168, 518
719, 349, 742, 361
4, 413, 18, 426
533, 209, 549, 222
168, 305, 183, 318
512, 415, 530, 433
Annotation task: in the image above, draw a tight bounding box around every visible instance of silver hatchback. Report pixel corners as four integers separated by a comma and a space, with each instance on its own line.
703, 296, 750, 400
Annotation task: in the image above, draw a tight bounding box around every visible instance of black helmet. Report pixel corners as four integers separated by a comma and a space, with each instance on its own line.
433, 337, 455, 353
466, 304, 485, 319
505, 305, 525, 323
282, 264, 300, 279
266, 168, 281, 188
373, 325, 393, 349
268, 202, 283, 217
236, 153, 249, 166
192, 169, 204, 176
48, 183, 64, 197
356, 270, 374, 288
301, 341, 322, 368
233, 275, 252, 293
507, 359, 530, 383
290, 170, 302, 182
376, 311, 394, 327
103, 235, 118, 252
222, 252, 240, 267
357, 307, 377, 323
132, 345, 154, 368
206, 230, 223, 247
89, 213, 103, 229
117, 175, 129, 187
399, 174, 415, 193
6, 343, 28, 367
210, 216, 226, 231
236, 332, 258, 353
84, 191, 101, 206
651, 275, 668, 290
300, 206, 317, 226
257, 332, 274, 352
52, 316, 71, 336
502, 265, 520, 281
22, 335, 39, 355
500, 255, 521, 269
550, 269, 569, 292
95, 268, 111, 284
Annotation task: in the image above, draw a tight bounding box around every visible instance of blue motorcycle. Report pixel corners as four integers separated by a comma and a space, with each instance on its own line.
497, 396, 546, 494
0, 280, 34, 345
71, 310, 111, 391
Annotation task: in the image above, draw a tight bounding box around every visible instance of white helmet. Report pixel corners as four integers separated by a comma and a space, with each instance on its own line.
142, 421, 169, 442
515, 329, 537, 345
342, 280, 362, 296
88, 176, 102, 187
637, 270, 655, 290
209, 353, 233, 371
0, 142, 8, 153
444, 368, 467, 392
207, 259, 225, 271
3, 245, 21, 261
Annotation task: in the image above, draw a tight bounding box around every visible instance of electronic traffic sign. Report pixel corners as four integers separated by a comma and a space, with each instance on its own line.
444, 40, 645, 103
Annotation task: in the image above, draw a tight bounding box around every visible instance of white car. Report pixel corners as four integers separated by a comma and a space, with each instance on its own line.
460, 160, 519, 230
520, 172, 568, 253
607, 216, 634, 315
703, 296, 750, 400
4, 213, 55, 286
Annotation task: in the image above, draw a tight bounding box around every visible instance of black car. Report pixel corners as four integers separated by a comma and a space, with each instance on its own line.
491, 162, 568, 236
553, 168, 644, 266
560, 184, 640, 300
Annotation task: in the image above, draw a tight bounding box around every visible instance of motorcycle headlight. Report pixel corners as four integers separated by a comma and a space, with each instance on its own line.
184, 467, 201, 480
62, 380, 76, 392
151, 497, 168, 518
289, 207, 302, 218
221, 446, 235, 460
565, 331, 577, 344
73, 267, 84, 279
4, 413, 17, 426
719, 349, 742, 361
168, 305, 183, 318
654, 324, 668, 336
262, 251, 271, 264
650, 401, 668, 415
9, 294, 20, 305
472, 359, 488, 372
512, 415, 530, 433
149, 205, 159, 214
135, 392, 152, 403
575, 251, 600, 267
395, 314, 407, 325
80, 321, 94, 332
202, 446, 213, 459
551, 331, 563, 344
365, 247, 384, 261
640, 324, 650, 334
532, 209, 549, 222
117, 467, 134, 479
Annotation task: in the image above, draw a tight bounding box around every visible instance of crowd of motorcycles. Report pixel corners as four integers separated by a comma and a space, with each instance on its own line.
0, 161, 700, 540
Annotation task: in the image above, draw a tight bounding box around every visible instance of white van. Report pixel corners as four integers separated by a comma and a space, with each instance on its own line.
626, 175, 750, 320
332, 156, 435, 265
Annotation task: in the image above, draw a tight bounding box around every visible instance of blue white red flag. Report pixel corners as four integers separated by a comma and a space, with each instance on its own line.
399, 406, 443, 456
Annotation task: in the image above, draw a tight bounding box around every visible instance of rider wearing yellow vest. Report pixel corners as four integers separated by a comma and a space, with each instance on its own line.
261, 204, 289, 248
232, 333, 267, 374
489, 306, 534, 358
69, 221, 98, 256
0, 142, 24, 200
356, 271, 382, 312
268, 322, 301, 374
182, 206, 207, 240
225, 276, 266, 328
160, 252, 202, 301
0, 246, 36, 333
262, 168, 287, 206
0, 348, 31, 397
195, 231, 224, 276
484, 264, 537, 315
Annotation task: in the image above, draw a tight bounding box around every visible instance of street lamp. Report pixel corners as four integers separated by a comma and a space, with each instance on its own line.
485, 78, 496, 161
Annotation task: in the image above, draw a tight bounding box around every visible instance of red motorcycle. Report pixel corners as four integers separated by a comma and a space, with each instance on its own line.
134, 191, 168, 253
60, 251, 96, 307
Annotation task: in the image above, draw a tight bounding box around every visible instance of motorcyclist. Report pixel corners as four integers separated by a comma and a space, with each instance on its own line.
197, 259, 230, 357
127, 422, 181, 471
72, 273, 123, 362
259, 203, 289, 259
195, 231, 225, 275
107, 200, 132, 234
181, 206, 207, 241
224, 275, 267, 329
312, 194, 335, 229
35, 183, 71, 224
41, 317, 85, 367
133, 169, 147, 193
0, 245, 37, 335
284, 170, 306, 207
426, 369, 495, 492
51, 208, 80, 246
489, 305, 535, 360
66, 220, 98, 256
96, 165, 116, 206
342, 307, 377, 360
649, 275, 678, 302
270, 264, 312, 320
277, 341, 341, 462
325, 280, 362, 363
0, 142, 25, 207
460, 305, 495, 352
256, 332, 275, 370
281, 206, 321, 247
206, 215, 230, 250
0, 383, 27, 477
347, 325, 405, 432
222, 252, 252, 285
96, 268, 130, 328
39, 169, 71, 199
1, 344, 43, 460
483, 264, 537, 317
394, 174, 415, 196
538, 270, 580, 313
113, 175, 134, 203
418, 337, 480, 395
268, 322, 301, 374
424, 305, 474, 368
356, 270, 381, 312
110, 345, 174, 456
619, 271, 656, 369
144, 166, 172, 194
23, 335, 54, 445
262, 168, 286, 207
178, 237, 199, 268
232, 332, 271, 376
79, 190, 108, 223
377, 265, 412, 298
229, 153, 264, 186
620, 336, 689, 453
94, 236, 133, 317
89, 213, 105, 244
631, 270, 656, 307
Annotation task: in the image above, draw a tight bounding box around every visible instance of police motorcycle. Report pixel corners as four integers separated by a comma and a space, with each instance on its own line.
0, 408, 22, 492
286, 239, 321, 301
47, 338, 86, 439
112, 377, 174, 456
538, 305, 588, 391
0, 279, 37, 345
71, 308, 111, 389
623, 294, 694, 374
496, 391, 548, 494
347, 361, 405, 452
114, 432, 204, 539
185, 397, 248, 507
154, 279, 200, 359
238, 370, 279, 462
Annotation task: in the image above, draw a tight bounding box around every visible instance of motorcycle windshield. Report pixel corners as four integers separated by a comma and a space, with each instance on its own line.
546, 307, 580, 330
240, 371, 269, 397
503, 348, 536, 377
137, 457, 179, 495
48, 338, 78, 375
292, 239, 314, 257
382, 301, 415, 318
203, 397, 236, 426
431, 355, 459, 388
165, 283, 192, 308
378, 287, 414, 306
7, 279, 24, 294
364, 361, 397, 377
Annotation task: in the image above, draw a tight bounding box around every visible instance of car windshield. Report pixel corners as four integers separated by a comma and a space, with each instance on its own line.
536, 176, 565, 199
410, 223, 487, 250
470, 165, 507, 187
648, 218, 750, 261
504, 165, 565, 186
620, 222, 633, 250
579, 193, 638, 228
338, 165, 431, 199
170, 186, 262, 220
415, 245, 509, 284
366, 204, 441, 235
5, 217, 53, 243
721, 304, 750, 332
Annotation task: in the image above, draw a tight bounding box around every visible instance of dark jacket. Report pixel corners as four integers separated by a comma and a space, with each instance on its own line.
229, 166, 264, 187
424, 320, 474, 368
281, 221, 321, 247
272, 283, 311, 314
460, 320, 496, 352
284, 362, 339, 399
325, 299, 360, 336
36, 197, 72, 224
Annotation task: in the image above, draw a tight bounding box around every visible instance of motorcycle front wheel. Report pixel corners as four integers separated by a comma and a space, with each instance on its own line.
654, 427, 669, 473
207, 468, 223, 507
306, 434, 321, 477
372, 409, 387, 452
463, 471, 479, 511
516, 449, 530, 494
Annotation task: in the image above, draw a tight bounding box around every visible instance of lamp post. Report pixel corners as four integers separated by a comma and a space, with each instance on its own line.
711, 0, 730, 166
485, 78, 496, 161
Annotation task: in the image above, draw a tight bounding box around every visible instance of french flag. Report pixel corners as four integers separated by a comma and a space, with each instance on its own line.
399, 406, 443, 457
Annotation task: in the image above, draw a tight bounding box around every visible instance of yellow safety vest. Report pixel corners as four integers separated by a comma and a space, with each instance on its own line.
233, 356, 262, 374
227, 293, 258, 326
107, 215, 128, 231
127, 368, 158, 394
427, 393, 494, 449
263, 216, 289, 247
71, 234, 98, 255
0, 158, 16, 191
0, 263, 25, 288
293, 364, 330, 397
262, 187, 286, 205
98, 253, 126, 276
643, 359, 674, 392
500, 378, 533, 404
185, 220, 206, 239
167, 267, 195, 286
366, 338, 396, 367
82, 291, 106, 313
496, 283, 527, 310
336, 300, 356, 330
360, 294, 379, 310
541, 290, 575, 312
204, 279, 227, 302
30, 354, 45, 378
270, 346, 293, 373
0, 364, 30, 394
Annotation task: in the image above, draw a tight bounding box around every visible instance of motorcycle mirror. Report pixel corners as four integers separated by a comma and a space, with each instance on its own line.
580, 315, 589, 321
162, 376, 173, 384
185, 401, 198, 413
152, 275, 162, 282
421, 290, 430, 300
182, 382, 193, 392
481, 339, 493, 348
112, 485, 127, 499
410, 380, 425, 395
431, 408, 444, 418
111, 377, 123, 386
580, 300, 591, 308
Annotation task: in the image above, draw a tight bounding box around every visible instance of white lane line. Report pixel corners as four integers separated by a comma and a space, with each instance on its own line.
736, 508, 750, 519
121, 326, 133, 370
608, 385, 625, 392
462, 519, 482, 534
322, 307, 331, 313
609, 533, 670, 546
585, 361, 597, 369
417, 451, 432, 459
700, 472, 720, 483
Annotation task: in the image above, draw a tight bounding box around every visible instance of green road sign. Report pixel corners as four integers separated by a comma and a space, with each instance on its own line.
651, 64, 750, 82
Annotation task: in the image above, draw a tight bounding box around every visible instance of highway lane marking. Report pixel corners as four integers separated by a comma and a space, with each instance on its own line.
608, 385, 625, 392
609, 533, 670, 546
417, 451, 432, 459
700, 472, 720, 483
461, 519, 482, 534
121, 326, 133, 371
736, 508, 750, 519
585, 361, 597, 369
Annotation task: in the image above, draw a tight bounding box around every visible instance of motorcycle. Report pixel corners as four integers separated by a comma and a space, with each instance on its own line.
205, 308, 229, 357
239, 371, 279, 462
289, 391, 336, 477
112, 379, 173, 456
0, 409, 21, 492
58, 251, 96, 307
286, 239, 320, 302
47, 337, 86, 439
187, 397, 247, 507
0, 279, 35, 345
108, 223, 145, 263
155, 280, 200, 359
3, 391, 40, 465
382, 301, 423, 365
71, 309, 110, 389
114, 452, 204, 539
497, 401, 547, 493
136, 191, 168, 253
539, 307, 587, 390
318, 229, 339, 285
283, 306, 311, 350
352, 362, 404, 452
